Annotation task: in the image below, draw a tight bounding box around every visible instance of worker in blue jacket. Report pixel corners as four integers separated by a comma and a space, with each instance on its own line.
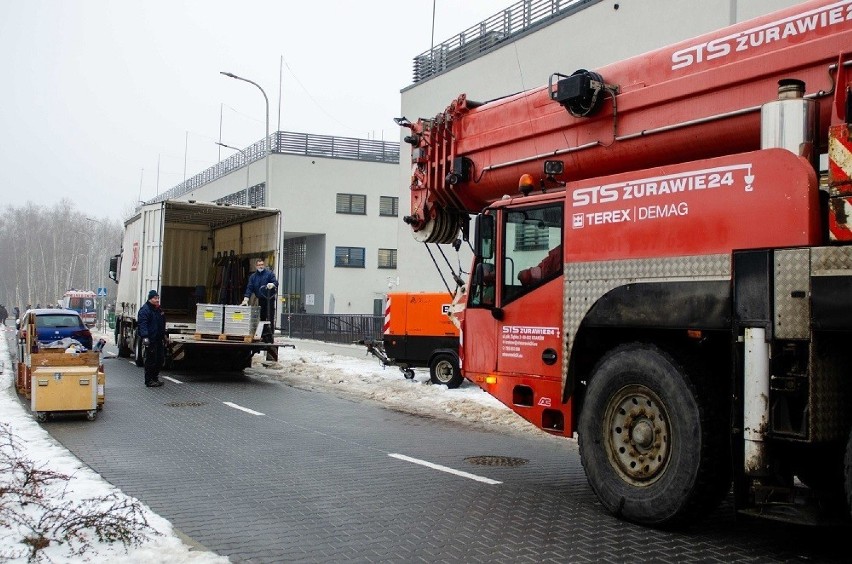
137, 290, 166, 387
242, 258, 278, 326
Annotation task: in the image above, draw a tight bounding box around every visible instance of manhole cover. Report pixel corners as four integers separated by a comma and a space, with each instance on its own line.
165, 401, 206, 408
465, 456, 529, 467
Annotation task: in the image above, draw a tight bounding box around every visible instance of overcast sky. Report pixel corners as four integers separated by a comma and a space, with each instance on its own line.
0, 1, 506, 220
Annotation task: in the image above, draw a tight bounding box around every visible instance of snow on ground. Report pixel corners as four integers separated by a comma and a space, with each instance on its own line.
1, 327, 548, 562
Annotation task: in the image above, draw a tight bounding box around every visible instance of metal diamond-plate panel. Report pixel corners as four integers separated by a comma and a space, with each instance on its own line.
774, 249, 811, 340
809, 333, 851, 442
562, 254, 732, 380
811, 246, 852, 275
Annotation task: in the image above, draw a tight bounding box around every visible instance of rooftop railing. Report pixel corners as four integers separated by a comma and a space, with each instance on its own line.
412, 0, 600, 83
148, 131, 399, 205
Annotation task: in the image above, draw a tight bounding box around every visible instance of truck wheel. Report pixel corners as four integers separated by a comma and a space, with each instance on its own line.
578, 343, 729, 526
133, 336, 145, 367
430, 353, 462, 388
117, 325, 132, 358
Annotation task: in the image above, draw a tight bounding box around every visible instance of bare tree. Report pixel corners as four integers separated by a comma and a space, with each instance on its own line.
0, 201, 123, 314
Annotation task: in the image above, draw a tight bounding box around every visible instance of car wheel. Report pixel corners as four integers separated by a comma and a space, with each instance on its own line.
430, 353, 463, 388
133, 336, 145, 367
578, 343, 730, 527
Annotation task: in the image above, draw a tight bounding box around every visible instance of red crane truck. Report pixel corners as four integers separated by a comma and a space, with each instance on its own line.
398, 0, 852, 526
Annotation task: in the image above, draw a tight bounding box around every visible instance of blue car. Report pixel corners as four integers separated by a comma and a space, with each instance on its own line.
16, 308, 94, 350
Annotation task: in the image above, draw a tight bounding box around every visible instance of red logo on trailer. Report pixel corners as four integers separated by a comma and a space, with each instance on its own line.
131, 242, 139, 272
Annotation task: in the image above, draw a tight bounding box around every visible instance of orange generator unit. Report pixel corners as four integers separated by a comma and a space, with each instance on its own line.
364, 292, 461, 388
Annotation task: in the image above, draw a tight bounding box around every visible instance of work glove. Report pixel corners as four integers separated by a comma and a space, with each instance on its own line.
241, 297, 249, 306
142, 337, 150, 347
266, 283, 275, 290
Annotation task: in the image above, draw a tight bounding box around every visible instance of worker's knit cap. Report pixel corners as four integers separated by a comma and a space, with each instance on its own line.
148, 290, 159, 300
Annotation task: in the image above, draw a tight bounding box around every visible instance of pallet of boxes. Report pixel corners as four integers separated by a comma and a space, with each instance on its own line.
192, 303, 264, 369
194, 303, 260, 342
16, 316, 105, 423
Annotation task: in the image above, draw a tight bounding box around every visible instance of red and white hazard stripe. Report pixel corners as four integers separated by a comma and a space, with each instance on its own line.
828, 125, 852, 241
829, 124, 852, 188
383, 295, 391, 334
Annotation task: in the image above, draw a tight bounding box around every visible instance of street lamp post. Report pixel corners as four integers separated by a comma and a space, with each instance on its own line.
220, 71, 270, 206
215, 141, 251, 190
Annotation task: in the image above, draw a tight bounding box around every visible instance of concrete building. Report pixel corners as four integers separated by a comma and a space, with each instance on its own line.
149, 131, 399, 316
396, 0, 803, 293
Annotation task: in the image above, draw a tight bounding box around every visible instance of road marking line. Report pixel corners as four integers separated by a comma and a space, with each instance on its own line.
388, 453, 502, 485
162, 376, 182, 384
223, 401, 264, 416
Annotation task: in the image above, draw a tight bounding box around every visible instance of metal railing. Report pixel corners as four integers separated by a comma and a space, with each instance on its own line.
281, 313, 382, 344
147, 132, 399, 205
412, 0, 601, 83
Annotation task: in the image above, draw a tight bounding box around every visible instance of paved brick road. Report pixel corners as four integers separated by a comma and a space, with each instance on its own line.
15, 344, 849, 563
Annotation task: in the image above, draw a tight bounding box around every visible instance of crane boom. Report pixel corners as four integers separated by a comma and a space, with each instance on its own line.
402, 0, 852, 243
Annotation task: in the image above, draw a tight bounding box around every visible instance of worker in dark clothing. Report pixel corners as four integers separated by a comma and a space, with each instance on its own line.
0, 304, 7, 325
241, 258, 278, 325
137, 290, 166, 387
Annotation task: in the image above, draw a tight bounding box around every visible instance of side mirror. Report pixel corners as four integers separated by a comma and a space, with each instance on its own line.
108, 255, 120, 282
473, 214, 495, 259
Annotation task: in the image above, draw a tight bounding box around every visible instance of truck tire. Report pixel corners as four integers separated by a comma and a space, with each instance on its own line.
133, 335, 145, 367
117, 324, 132, 358
577, 343, 729, 527
430, 352, 462, 388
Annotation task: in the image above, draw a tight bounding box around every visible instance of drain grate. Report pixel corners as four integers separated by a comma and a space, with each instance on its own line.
465, 455, 528, 467
165, 401, 206, 408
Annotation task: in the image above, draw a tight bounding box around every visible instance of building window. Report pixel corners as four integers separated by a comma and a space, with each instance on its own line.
335, 246, 365, 268
378, 248, 397, 269
379, 196, 398, 217
336, 193, 366, 215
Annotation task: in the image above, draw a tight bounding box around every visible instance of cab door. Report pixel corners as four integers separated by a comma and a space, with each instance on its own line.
461, 212, 500, 378
495, 203, 564, 382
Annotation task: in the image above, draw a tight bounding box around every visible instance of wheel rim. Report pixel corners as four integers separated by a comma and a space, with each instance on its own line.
603, 384, 671, 486
434, 360, 454, 384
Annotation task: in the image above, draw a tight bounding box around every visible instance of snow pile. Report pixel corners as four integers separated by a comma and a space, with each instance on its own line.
251, 340, 541, 437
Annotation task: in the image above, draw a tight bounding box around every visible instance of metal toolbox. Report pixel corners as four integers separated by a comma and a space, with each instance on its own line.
195, 304, 224, 334
224, 305, 259, 336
